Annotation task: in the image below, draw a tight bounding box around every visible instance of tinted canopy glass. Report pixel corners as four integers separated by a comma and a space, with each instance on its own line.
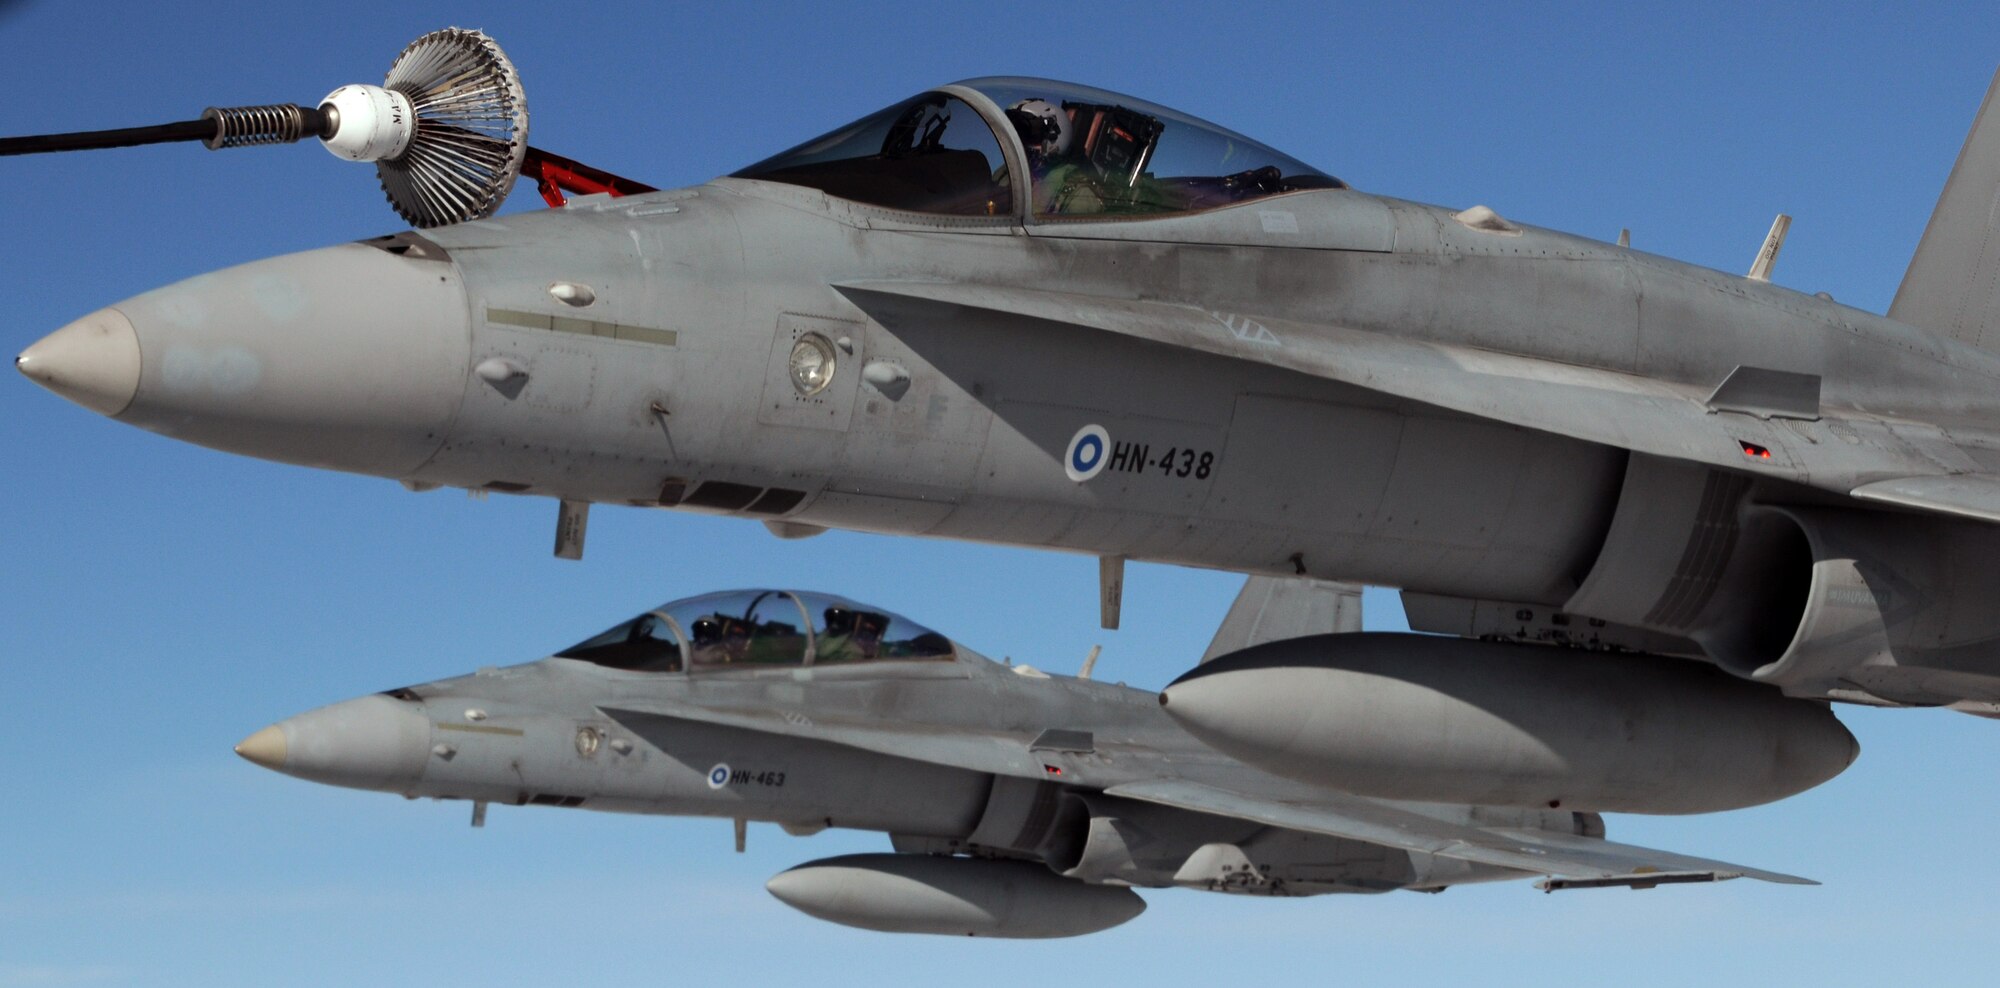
967, 77, 1341, 217
795, 592, 955, 664
668, 590, 812, 669
557, 590, 955, 672
556, 611, 683, 672
733, 93, 1013, 216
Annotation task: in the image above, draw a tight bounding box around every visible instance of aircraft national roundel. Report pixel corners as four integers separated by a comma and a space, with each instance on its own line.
1065, 424, 1110, 482
707, 763, 731, 789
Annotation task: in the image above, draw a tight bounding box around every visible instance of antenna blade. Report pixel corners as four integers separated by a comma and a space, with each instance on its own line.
1079, 645, 1103, 680
1747, 213, 1792, 282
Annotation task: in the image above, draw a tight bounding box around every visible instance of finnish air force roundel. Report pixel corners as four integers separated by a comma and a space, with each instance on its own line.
1065, 424, 1110, 482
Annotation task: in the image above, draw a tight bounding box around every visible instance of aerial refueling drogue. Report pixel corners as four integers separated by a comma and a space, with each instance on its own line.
0, 27, 653, 227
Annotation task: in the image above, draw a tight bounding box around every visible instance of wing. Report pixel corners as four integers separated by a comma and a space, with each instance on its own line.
1104, 778, 1813, 889
835, 280, 1999, 521
1850, 474, 2000, 525
606, 699, 1810, 889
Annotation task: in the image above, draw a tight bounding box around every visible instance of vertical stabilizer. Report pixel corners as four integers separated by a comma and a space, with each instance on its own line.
1890, 68, 2000, 350
1200, 577, 1362, 663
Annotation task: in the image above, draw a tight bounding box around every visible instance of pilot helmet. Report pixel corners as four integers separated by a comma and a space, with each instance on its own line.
1007, 99, 1073, 161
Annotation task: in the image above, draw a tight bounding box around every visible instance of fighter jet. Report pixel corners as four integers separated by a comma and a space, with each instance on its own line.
236, 579, 1849, 938
12, 30, 2000, 772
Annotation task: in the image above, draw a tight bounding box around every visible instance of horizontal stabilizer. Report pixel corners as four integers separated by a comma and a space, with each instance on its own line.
1850, 473, 2000, 524
1104, 779, 1814, 888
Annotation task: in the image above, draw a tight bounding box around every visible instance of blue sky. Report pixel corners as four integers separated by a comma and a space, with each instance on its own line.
5, 2, 2000, 984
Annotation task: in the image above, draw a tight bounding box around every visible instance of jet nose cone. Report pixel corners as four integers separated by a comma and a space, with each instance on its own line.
234, 724, 289, 771
49, 242, 472, 478
16, 307, 140, 416
242, 694, 432, 792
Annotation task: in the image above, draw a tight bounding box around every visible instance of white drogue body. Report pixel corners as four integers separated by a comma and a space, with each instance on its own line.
1160, 633, 1858, 815
765, 853, 1146, 938
319, 84, 416, 162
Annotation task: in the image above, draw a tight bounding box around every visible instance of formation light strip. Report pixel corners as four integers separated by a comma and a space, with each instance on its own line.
487, 307, 678, 347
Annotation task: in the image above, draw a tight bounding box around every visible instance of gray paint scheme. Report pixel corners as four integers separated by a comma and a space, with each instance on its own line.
1202, 576, 1362, 663
238, 588, 1815, 938
1892, 69, 2000, 353
1162, 634, 1856, 814
23, 70, 2000, 714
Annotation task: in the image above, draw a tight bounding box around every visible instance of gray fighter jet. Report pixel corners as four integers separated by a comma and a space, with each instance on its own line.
13, 31, 2000, 781
236, 579, 1846, 938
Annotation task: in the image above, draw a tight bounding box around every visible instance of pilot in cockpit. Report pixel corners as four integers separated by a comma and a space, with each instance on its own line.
1006, 98, 1090, 213
1006, 100, 1071, 168
815, 606, 888, 663
689, 615, 752, 665
1006, 97, 1170, 215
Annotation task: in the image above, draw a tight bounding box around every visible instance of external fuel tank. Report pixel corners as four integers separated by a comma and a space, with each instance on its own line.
1160, 633, 1857, 814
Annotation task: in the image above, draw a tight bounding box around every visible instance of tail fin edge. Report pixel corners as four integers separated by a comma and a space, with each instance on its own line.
1889, 67, 2000, 351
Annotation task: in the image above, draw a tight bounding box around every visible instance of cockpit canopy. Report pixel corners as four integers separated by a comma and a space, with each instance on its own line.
555, 590, 955, 673
734, 91, 1015, 216
732, 77, 1341, 219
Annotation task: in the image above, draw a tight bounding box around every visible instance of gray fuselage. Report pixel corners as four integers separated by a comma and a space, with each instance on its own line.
255, 638, 1553, 898
64, 153, 2000, 705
